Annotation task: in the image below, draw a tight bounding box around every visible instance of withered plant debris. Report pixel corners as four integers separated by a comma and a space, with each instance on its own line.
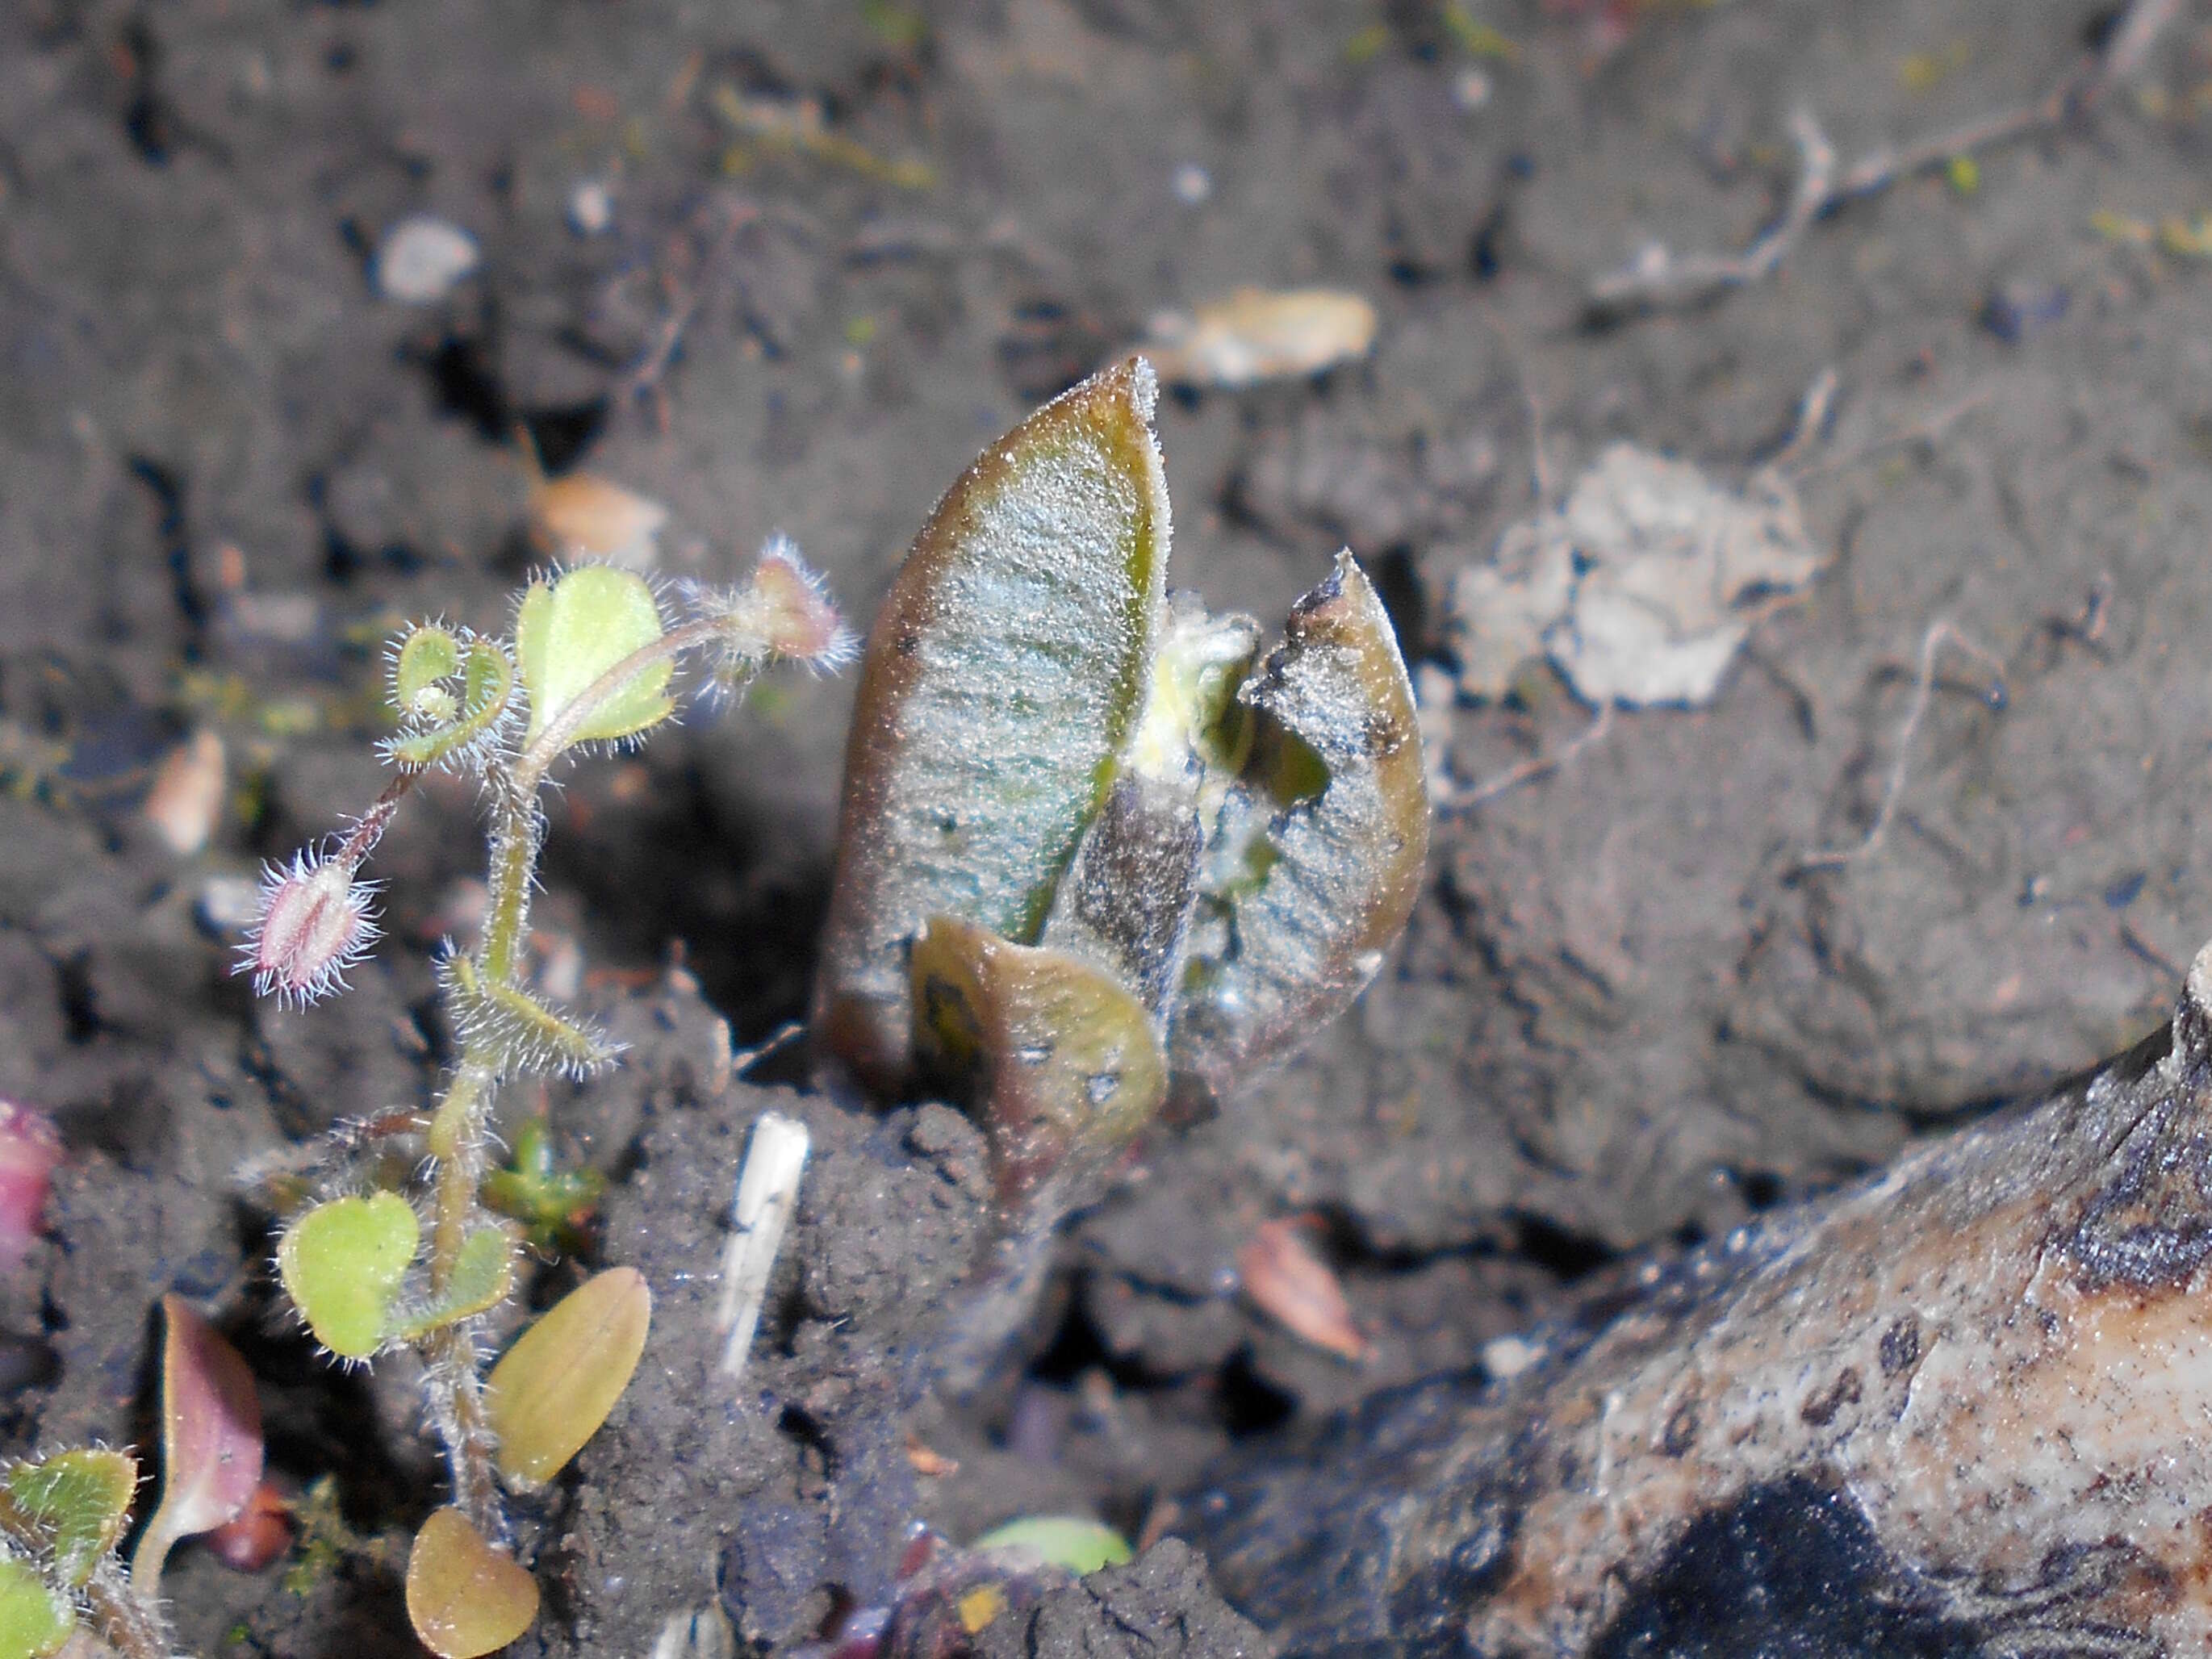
1447, 441, 1820, 710
1190, 937, 2212, 1656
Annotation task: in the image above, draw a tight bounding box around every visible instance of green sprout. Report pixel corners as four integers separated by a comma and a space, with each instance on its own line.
239, 541, 855, 1654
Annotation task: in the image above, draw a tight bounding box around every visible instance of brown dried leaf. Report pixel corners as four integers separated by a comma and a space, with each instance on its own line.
1238, 1217, 1371, 1362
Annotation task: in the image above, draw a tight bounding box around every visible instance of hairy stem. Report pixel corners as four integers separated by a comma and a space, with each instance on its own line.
0, 1487, 184, 1659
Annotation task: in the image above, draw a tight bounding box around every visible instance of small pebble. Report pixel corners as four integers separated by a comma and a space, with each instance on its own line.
145, 729, 224, 856
1172, 162, 1212, 206
197, 874, 261, 938
1980, 279, 2068, 344
567, 178, 613, 237
1453, 68, 1493, 111
374, 214, 480, 303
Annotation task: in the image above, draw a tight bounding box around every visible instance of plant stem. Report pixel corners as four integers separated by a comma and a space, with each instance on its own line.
416, 613, 729, 1537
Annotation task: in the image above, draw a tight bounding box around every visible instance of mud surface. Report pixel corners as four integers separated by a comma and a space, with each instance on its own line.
4, 0, 2211, 1653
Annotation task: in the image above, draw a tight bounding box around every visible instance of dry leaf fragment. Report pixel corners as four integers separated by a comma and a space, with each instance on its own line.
526, 472, 670, 569
1141, 288, 1378, 388
144, 728, 224, 855
1237, 1217, 1371, 1362
132, 1296, 265, 1597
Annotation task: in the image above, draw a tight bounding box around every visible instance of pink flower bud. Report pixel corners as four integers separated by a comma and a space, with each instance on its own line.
750, 538, 857, 672
241, 850, 381, 1005
0, 1102, 60, 1272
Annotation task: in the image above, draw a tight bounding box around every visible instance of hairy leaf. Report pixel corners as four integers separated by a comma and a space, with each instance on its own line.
405, 1508, 539, 1658
277, 1192, 419, 1360
514, 565, 672, 750
911, 915, 1168, 1212
10, 1448, 136, 1589
0, 1557, 70, 1659
816, 358, 1171, 1092
387, 1226, 516, 1342
1170, 552, 1428, 1108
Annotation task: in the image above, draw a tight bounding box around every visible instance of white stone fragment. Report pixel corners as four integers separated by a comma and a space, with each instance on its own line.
374, 214, 480, 303
1482, 1333, 1542, 1379
567, 178, 613, 237
716, 1112, 809, 1379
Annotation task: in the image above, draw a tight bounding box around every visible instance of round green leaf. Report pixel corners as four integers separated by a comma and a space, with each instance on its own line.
515, 566, 673, 750
0, 1557, 73, 1659
277, 1193, 420, 1360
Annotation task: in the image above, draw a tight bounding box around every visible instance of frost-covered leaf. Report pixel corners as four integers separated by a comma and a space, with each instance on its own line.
514, 565, 673, 750
9, 1448, 136, 1589
816, 357, 1171, 1092
911, 915, 1167, 1212
485, 1266, 650, 1486
0, 1557, 71, 1658
276, 1192, 419, 1360
405, 1508, 539, 1658
132, 1298, 264, 1595
1171, 553, 1428, 1109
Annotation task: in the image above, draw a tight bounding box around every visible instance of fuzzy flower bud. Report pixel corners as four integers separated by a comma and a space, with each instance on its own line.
689, 537, 858, 695
242, 850, 381, 1005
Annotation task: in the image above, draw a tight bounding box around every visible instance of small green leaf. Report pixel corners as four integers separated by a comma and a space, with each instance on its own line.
8, 1448, 136, 1588
486, 1267, 651, 1486
910, 916, 1167, 1214
0, 1557, 72, 1659
391, 625, 460, 711
277, 1193, 420, 1360
441, 954, 620, 1078
814, 358, 1172, 1093
384, 633, 516, 770
971, 1515, 1134, 1575
406, 1508, 539, 1658
387, 1226, 516, 1341
514, 566, 673, 750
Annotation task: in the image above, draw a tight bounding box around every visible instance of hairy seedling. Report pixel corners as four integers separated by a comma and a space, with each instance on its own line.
228, 542, 854, 1654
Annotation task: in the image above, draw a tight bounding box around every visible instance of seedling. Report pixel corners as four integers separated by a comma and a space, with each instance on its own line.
815, 358, 1428, 1245
236, 542, 853, 1653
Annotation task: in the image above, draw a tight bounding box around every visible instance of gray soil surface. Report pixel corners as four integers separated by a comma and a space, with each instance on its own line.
4, 0, 2211, 1653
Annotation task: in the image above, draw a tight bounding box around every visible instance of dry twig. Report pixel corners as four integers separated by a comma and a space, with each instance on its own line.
1589, 0, 2185, 314
1796, 621, 2006, 872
